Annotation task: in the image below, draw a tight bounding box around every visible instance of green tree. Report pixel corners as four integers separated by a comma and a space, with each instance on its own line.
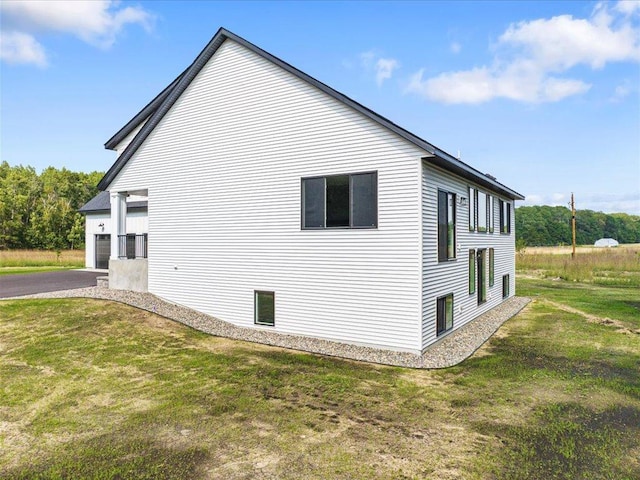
0, 161, 41, 249
516, 205, 640, 246
67, 213, 85, 250
0, 162, 104, 250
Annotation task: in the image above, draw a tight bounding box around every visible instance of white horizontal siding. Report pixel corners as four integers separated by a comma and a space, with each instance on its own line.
421, 162, 516, 350
84, 211, 148, 268
114, 118, 148, 157
109, 39, 424, 352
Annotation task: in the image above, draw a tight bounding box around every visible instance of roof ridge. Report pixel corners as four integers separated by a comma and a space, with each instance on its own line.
97, 27, 523, 200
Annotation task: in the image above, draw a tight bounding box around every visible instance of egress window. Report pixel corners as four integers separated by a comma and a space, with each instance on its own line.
255, 291, 275, 326
436, 294, 453, 336
302, 172, 377, 229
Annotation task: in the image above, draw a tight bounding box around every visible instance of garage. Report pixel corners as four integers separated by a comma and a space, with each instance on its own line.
95, 234, 110, 269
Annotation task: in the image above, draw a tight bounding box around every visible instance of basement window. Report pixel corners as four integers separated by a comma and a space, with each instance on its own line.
502, 275, 510, 299
436, 294, 454, 336
255, 291, 275, 326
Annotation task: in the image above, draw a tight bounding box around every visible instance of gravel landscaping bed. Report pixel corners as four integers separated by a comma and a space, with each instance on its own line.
6, 287, 530, 368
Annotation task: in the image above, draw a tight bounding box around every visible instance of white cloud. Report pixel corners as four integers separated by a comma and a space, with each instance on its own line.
375, 58, 399, 86
406, 64, 590, 104
358, 50, 400, 86
0, 31, 47, 67
0, 0, 154, 66
406, 2, 640, 104
360, 50, 376, 68
611, 79, 634, 101
615, 0, 640, 15
450, 42, 461, 54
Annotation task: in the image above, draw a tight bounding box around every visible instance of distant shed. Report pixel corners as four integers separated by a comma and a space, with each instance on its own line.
594, 238, 619, 247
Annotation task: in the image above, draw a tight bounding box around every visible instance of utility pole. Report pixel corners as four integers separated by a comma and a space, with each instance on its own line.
571, 193, 576, 259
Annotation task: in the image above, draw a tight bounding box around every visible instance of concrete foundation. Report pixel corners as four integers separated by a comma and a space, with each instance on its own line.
108, 258, 148, 292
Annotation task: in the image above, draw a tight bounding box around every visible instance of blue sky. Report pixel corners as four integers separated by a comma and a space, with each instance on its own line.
1, 0, 639, 214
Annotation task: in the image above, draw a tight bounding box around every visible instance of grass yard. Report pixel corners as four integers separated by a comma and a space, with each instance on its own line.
0, 249, 85, 275
1, 253, 639, 479
517, 243, 640, 286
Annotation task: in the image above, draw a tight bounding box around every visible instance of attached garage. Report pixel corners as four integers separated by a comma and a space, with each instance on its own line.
79, 191, 148, 269
95, 234, 111, 269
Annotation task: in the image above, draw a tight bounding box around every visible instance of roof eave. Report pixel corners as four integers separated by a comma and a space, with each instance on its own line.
424, 155, 525, 201
97, 27, 524, 200
104, 69, 188, 151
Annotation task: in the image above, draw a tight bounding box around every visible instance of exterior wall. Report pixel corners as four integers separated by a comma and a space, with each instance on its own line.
421, 162, 516, 350
109, 258, 148, 292
84, 210, 148, 268
108, 39, 425, 352
114, 119, 148, 157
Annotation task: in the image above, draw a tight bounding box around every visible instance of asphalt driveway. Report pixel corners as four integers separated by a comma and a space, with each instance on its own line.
0, 270, 103, 299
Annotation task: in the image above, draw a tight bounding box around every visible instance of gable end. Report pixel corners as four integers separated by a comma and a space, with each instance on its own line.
98, 27, 523, 201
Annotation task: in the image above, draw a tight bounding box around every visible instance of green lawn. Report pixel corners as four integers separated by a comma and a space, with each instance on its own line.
0, 277, 638, 479
0, 266, 76, 276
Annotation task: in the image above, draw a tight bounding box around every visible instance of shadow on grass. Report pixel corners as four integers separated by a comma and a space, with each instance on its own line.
479, 402, 640, 480
2, 433, 208, 480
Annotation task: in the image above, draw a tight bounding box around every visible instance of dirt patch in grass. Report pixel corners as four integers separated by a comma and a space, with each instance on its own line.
2, 291, 639, 479
544, 299, 640, 335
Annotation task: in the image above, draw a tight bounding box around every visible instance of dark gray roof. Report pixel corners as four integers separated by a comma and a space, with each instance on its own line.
99, 27, 524, 200
104, 69, 188, 150
78, 191, 148, 213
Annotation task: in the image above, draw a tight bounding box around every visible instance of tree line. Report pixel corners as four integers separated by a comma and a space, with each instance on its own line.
2, 161, 639, 250
515, 205, 640, 247
0, 162, 103, 250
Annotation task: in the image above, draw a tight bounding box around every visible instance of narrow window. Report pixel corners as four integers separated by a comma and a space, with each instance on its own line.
468, 187, 475, 231
489, 248, 495, 287
438, 190, 456, 261
255, 291, 275, 326
302, 172, 377, 229
502, 275, 510, 298
326, 175, 350, 227
436, 294, 454, 336
477, 249, 487, 304
469, 250, 476, 294
499, 200, 511, 234
351, 172, 377, 227
477, 191, 487, 232
489, 196, 495, 233
303, 177, 325, 228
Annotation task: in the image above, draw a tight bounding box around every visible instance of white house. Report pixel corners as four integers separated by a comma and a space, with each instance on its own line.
79, 191, 148, 269
96, 28, 524, 354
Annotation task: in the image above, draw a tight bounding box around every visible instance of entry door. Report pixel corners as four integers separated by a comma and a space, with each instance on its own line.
477, 249, 486, 304
95, 234, 111, 269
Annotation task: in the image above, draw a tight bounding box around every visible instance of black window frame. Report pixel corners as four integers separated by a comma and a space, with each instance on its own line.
502, 274, 510, 298
468, 187, 476, 231
301, 171, 378, 230
438, 189, 456, 262
499, 199, 512, 234
469, 250, 476, 295
436, 294, 454, 336
477, 248, 487, 305
489, 248, 495, 287
254, 291, 275, 326
477, 190, 488, 232
489, 196, 495, 233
